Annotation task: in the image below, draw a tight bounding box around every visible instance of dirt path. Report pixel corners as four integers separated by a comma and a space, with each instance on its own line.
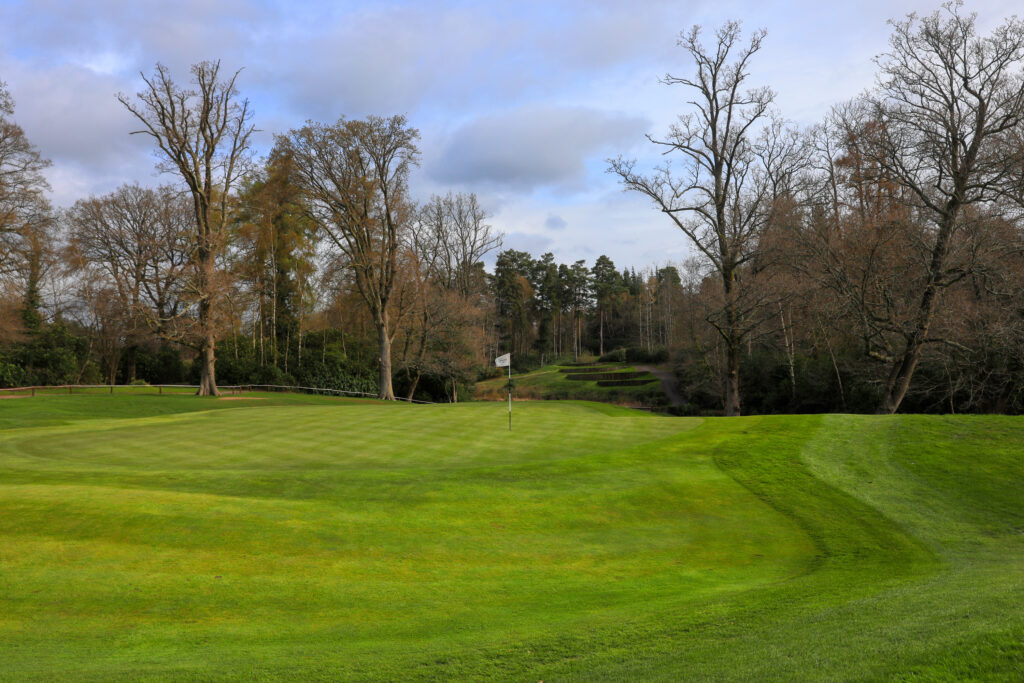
635, 365, 684, 408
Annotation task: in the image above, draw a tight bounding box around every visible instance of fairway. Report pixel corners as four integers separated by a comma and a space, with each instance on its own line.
1, 396, 1022, 680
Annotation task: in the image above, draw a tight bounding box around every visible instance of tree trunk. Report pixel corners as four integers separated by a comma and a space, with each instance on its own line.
198, 333, 218, 396
779, 305, 796, 398
817, 318, 846, 411
196, 257, 219, 397
724, 340, 741, 417
722, 273, 741, 417
376, 313, 395, 400
126, 345, 137, 384
406, 369, 421, 401
879, 211, 956, 414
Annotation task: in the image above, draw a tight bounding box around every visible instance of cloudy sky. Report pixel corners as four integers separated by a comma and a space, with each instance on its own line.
1, 0, 1019, 268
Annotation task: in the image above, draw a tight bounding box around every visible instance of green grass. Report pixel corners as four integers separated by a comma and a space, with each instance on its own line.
476, 362, 664, 406
0, 395, 1021, 680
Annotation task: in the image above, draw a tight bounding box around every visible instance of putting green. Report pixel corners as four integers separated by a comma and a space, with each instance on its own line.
0, 395, 1021, 680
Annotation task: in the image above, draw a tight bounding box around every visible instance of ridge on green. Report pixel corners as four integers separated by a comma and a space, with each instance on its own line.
0, 394, 1021, 680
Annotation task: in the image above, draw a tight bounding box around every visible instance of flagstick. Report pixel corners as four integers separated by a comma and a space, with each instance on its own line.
495, 353, 512, 431
508, 362, 512, 431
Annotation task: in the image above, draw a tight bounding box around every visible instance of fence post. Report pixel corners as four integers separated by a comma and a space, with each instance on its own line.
31, 387, 35, 397
159, 385, 162, 395
69, 386, 72, 395
110, 385, 114, 394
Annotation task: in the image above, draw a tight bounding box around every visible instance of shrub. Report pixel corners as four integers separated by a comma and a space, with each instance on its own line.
566, 371, 649, 381
625, 347, 669, 364
596, 378, 657, 387
559, 366, 614, 374
599, 348, 627, 363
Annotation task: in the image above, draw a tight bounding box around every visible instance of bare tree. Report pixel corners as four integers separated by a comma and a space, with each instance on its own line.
397, 193, 501, 400
418, 192, 502, 297
118, 61, 254, 396
608, 21, 786, 415
66, 184, 191, 381
283, 115, 419, 400
0, 80, 51, 284
861, 3, 1024, 413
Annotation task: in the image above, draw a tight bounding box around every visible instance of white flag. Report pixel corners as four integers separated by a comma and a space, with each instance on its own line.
495, 353, 511, 368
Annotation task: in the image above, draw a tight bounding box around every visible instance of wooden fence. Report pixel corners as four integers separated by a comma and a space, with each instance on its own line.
0, 384, 434, 404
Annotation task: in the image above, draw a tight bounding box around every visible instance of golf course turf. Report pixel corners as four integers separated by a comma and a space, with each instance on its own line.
1, 394, 1021, 680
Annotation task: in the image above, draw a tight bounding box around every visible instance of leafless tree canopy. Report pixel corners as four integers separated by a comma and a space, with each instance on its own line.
608, 21, 799, 415
414, 192, 501, 297
118, 61, 255, 395
0, 81, 51, 280
282, 115, 420, 399
858, 2, 1024, 412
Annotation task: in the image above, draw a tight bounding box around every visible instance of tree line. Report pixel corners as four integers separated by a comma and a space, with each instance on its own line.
609, 4, 1024, 415
2, 3, 1023, 414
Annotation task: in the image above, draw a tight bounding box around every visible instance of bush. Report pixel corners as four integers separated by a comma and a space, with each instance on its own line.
599, 348, 627, 363
0, 359, 25, 388
596, 378, 657, 387
16, 323, 90, 386
565, 371, 649, 381
625, 347, 669, 364
599, 347, 669, 364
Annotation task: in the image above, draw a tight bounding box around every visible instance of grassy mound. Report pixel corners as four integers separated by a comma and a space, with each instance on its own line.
0, 395, 1021, 680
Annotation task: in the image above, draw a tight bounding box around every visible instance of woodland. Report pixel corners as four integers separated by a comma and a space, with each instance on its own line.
2, 4, 1024, 415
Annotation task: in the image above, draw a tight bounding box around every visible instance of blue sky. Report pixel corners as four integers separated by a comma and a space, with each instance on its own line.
1, 0, 1018, 267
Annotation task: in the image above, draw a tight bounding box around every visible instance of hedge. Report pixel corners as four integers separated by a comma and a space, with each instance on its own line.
565, 371, 649, 382
596, 378, 658, 387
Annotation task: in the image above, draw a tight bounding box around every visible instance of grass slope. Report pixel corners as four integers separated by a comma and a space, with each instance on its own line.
0, 395, 1021, 680
476, 362, 665, 407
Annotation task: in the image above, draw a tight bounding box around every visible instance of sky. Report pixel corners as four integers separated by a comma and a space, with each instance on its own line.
1, 0, 1019, 269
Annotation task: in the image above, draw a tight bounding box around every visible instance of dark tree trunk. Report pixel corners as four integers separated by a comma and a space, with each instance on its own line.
198, 334, 218, 396
724, 340, 741, 417
879, 211, 956, 414
721, 272, 742, 417
376, 313, 395, 400
126, 345, 137, 383
406, 369, 421, 401
197, 283, 219, 396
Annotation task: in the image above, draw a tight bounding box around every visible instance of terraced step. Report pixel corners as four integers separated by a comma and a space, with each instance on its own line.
596, 378, 658, 387
565, 371, 651, 382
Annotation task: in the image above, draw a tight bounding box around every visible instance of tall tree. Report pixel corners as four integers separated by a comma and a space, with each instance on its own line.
283, 115, 419, 400
400, 192, 502, 398
233, 147, 317, 370
418, 192, 501, 297
118, 61, 255, 396
66, 184, 190, 381
492, 249, 536, 357
0, 79, 53, 337
861, 3, 1024, 413
590, 255, 623, 356
568, 259, 591, 361
609, 21, 783, 415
